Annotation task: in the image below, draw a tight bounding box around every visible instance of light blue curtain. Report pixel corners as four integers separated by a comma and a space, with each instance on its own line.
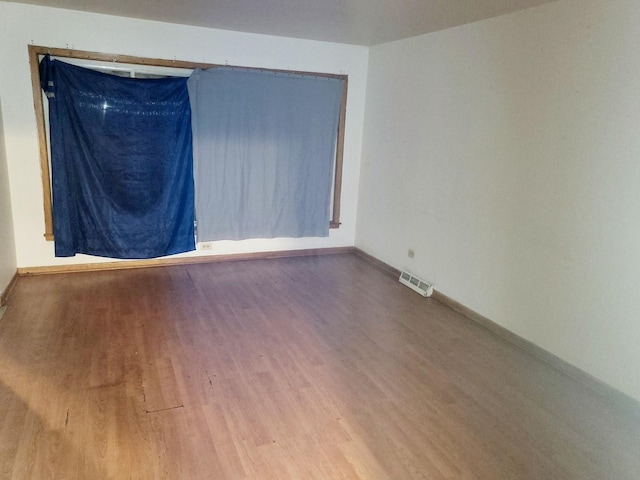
187, 67, 343, 241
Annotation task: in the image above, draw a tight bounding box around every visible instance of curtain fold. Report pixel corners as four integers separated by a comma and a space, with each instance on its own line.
41, 56, 195, 259
188, 67, 343, 241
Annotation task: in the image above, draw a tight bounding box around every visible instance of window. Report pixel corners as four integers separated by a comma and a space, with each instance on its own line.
28, 45, 348, 241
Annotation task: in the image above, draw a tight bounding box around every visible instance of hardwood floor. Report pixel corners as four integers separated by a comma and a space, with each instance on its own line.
1, 253, 639, 479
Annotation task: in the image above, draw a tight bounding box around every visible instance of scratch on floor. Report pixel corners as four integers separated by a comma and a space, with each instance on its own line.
145, 405, 184, 414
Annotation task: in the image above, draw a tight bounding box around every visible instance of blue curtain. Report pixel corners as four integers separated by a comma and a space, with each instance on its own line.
40, 56, 195, 259
187, 68, 344, 241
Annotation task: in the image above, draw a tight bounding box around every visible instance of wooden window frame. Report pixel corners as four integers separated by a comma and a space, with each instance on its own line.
28, 45, 348, 241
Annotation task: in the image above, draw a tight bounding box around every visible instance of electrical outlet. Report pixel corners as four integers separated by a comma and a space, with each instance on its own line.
407, 249, 415, 258
200, 242, 213, 250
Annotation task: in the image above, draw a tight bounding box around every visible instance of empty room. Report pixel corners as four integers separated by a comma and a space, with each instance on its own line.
1, 0, 640, 478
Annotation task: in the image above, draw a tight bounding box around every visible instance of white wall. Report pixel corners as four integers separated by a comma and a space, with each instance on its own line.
0, 1, 368, 268
357, 0, 640, 402
0, 99, 17, 299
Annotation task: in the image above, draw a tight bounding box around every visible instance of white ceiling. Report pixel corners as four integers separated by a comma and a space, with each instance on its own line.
11, 0, 559, 46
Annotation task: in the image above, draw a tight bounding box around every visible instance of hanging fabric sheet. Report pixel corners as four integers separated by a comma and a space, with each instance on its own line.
188, 67, 344, 241
40, 56, 195, 259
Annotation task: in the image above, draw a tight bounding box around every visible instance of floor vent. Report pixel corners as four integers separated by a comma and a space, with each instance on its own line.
399, 271, 433, 297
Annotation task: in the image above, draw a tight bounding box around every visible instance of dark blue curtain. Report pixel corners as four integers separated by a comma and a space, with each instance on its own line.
40, 56, 195, 259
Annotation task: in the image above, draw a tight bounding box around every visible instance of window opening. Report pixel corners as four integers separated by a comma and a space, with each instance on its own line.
28, 45, 347, 241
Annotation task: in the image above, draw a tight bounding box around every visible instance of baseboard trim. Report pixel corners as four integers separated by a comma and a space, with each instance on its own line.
0, 271, 18, 306
432, 290, 640, 416
354, 248, 640, 416
353, 248, 401, 278
17, 246, 356, 276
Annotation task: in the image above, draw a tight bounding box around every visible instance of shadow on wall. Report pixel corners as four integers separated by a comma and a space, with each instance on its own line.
0, 97, 17, 300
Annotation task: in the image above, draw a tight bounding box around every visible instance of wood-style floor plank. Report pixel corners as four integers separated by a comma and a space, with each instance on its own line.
1, 253, 639, 479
